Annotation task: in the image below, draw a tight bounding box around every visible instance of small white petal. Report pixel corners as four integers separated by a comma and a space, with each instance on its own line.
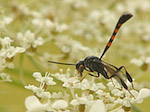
42, 92, 51, 99
111, 89, 123, 97
96, 83, 106, 89
122, 100, 131, 107
33, 72, 42, 79
52, 92, 64, 99
145, 57, 150, 64
33, 37, 44, 48
136, 88, 150, 103
0, 72, 12, 82
15, 47, 25, 53
52, 100, 68, 109
70, 99, 79, 105
130, 58, 143, 66
4, 17, 13, 24
25, 95, 48, 112
89, 100, 106, 112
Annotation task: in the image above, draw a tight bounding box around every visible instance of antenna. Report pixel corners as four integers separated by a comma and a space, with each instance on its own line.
48, 60, 76, 66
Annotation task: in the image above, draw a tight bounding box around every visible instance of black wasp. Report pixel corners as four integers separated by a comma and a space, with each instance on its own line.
48, 13, 135, 97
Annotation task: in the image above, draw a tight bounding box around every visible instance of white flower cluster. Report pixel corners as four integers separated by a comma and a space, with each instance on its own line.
25, 71, 150, 112
63, 0, 88, 9
0, 37, 25, 82
55, 35, 91, 60
16, 30, 44, 50
130, 57, 150, 71
0, 37, 25, 60
0, 16, 13, 28
0, 72, 12, 82
32, 18, 68, 34
25, 72, 70, 112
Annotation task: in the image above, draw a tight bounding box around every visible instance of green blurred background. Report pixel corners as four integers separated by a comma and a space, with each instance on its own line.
0, 0, 150, 112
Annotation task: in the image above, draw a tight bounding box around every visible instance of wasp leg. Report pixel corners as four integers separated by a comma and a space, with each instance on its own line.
80, 74, 88, 82
119, 77, 135, 99
88, 72, 100, 77
79, 70, 99, 82
79, 68, 95, 82
118, 66, 134, 89
84, 68, 91, 72
100, 69, 110, 79
111, 78, 116, 87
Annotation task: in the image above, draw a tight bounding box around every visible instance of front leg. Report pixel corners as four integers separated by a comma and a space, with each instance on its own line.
79, 68, 97, 83
85, 68, 99, 77
79, 72, 99, 83
88, 72, 100, 77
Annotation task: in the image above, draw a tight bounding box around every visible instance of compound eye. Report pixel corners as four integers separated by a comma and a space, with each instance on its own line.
76, 61, 84, 70
77, 64, 84, 76
78, 64, 84, 73
79, 64, 84, 68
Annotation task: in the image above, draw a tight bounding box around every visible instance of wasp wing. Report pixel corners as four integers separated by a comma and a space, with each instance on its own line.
99, 60, 134, 97
101, 60, 128, 89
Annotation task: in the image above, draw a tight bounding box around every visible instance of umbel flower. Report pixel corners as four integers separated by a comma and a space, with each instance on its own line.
16, 30, 44, 51
25, 71, 150, 112
0, 37, 25, 82
0, 37, 25, 73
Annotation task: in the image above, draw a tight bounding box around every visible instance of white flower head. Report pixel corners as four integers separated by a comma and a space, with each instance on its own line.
0, 16, 13, 28
52, 92, 64, 99
80, 79, 91, 90
62, 76, 79, 88
0, 37, 13, 48
25, 95, 49, 112
130, 58, 143, 66
32, 18, 54, 29
17, 30, 44, 50
25, 84, 43, 92
95, 89, 104, 95
115, 97, 132, 107
89, 100, 106, 112
3, 17, 13, 24
145, 57, 150, 64
107, 79, 122, 90
111, 89, 124, 97
25, 84, 51, 98
70, 94, 93, 106
88, 10, 101, 22
136, 88, 150, 103
55, 35, 90, 60
52, 100, 68, 110
4, 46, 25, 58
64, 0, 88, 9
33, 72, 42, 79
0, 72, 12, 82
0, 37, 25, 60
33, 72, 56, 85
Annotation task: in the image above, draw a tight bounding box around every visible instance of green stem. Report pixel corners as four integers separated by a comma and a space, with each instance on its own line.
27, 55, 45, 74
5, 68, 33, 78
19, 53, 26, 85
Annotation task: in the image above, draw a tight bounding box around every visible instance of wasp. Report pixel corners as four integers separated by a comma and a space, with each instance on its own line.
48, 13, 134, 97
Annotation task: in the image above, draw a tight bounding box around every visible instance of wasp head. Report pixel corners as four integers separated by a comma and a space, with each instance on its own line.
76, 60, 85, 76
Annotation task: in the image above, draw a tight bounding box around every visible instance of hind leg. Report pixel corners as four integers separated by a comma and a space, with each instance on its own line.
118, 66, 134, 89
